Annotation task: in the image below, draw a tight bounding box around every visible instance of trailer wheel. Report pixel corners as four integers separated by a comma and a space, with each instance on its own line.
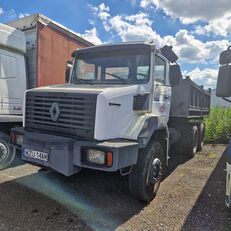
185, 125, 198, 158
129, 141, 165, 202
197, 123, 205, 151
0, 132, 15, 170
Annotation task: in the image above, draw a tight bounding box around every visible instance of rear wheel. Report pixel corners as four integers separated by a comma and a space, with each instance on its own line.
184, 125, 198, 158
129, 141, 165, 202
0, 132, 15, 170
197, 123, 205, 151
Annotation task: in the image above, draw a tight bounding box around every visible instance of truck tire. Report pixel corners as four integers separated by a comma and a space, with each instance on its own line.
184, 125, 198, 158
129, 141, 165, 202
0, 132, 15, 170
197, 123, 205, 151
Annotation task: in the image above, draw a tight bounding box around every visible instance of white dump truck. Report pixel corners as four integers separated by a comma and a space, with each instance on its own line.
10, 42, 210, 202
216, 46, 231, 208
0, 14, 92, 170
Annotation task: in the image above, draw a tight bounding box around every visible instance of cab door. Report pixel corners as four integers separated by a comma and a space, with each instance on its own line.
152, 55, 171, 124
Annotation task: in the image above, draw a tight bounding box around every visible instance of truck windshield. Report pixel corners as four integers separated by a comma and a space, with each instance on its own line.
71, 50, 150, 84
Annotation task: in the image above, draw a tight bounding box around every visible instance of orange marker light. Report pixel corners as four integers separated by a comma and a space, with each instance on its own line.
106, 152, 113, 167
11, 132, 16, 144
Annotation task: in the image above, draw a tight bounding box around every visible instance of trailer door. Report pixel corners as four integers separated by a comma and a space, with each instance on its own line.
0, 49, 26, 115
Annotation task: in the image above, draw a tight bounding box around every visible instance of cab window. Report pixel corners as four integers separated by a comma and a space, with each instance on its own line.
154, 55, 166, 84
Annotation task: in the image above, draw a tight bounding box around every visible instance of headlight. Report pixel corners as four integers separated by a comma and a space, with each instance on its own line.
84, 149, 113, 167
86, 149, 105, 165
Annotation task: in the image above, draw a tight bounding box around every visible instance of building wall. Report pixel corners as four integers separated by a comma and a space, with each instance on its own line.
211, 89, 231, 107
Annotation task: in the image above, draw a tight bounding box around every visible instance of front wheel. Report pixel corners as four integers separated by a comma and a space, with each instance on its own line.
129, 141, 165, 202
0, 132, 15, 170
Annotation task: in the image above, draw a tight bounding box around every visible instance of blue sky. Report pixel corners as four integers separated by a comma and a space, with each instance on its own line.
1, 0, 231, 88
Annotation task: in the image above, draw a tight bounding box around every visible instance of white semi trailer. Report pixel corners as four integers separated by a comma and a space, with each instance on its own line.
0, 23, 27, 169
10, 42, 210, 202
0, 14, 92, 170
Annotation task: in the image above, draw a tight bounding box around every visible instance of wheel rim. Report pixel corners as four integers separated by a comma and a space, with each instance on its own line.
147, 158, 163, 188
0, 142, 8, 163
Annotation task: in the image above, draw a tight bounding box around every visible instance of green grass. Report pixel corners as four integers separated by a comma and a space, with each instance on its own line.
205, 106, 231, 144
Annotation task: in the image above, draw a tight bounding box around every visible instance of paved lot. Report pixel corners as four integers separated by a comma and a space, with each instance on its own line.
0, 145, 230, 231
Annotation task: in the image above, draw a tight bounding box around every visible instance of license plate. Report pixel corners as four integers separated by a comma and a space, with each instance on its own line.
23, 149, 48, 162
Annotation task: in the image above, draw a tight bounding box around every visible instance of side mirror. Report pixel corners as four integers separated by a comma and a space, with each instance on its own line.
169, 64, 182, 86
216, 46, 231, 97
65, 60, 73, 83
216, 65, 231, 97
160, 45, 178, 63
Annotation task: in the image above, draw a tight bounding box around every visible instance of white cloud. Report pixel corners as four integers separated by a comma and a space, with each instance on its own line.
183, 67, 218, 89
91, 3, 229, 64
19, 13, 29, 19
195, 16, 231, 36
79, 27, 102, 45
0, 7, 3, 15
92, 3, 163, 45
164, 30, 229, 63
130, 0, 137, 6
92, 3, 110, 21
109, 13, 163, 45
140, 0, 231, 24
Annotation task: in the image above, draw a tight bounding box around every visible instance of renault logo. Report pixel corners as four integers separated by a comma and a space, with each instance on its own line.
49, 102, 60, 122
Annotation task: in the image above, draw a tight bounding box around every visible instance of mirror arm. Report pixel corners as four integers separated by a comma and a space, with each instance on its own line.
222, 97, 231, 103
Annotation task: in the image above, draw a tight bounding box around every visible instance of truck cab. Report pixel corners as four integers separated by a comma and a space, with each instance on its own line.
11, 42, 209, 202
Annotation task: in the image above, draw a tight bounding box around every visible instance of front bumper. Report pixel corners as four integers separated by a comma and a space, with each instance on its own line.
10, 127, 139, 176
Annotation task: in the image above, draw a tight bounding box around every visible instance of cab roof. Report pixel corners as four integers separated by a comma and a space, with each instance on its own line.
72, 41, 156, 57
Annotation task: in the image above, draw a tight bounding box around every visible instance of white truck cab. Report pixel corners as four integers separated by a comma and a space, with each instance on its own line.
11, 42, 210, 202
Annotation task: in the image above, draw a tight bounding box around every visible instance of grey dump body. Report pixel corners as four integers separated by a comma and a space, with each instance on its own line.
171, 76, 210, 118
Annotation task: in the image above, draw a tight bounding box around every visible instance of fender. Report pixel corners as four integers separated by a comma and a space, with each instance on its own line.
138, 116, 167, 148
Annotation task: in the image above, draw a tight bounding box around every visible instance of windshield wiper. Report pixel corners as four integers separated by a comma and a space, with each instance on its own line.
137, 72, 148, 78
103, 72, 127, 83
74, 78, 94, 85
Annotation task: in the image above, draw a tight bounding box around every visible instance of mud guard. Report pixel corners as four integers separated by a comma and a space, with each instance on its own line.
138, 116, 167, 148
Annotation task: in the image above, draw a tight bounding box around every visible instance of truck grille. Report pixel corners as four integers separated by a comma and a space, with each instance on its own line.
25, 91, 97, 139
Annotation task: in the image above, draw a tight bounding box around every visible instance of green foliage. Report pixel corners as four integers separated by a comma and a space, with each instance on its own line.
205, 106, 231, 143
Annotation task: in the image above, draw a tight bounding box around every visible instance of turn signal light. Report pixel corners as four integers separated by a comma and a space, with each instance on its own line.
106, 151, 113, 167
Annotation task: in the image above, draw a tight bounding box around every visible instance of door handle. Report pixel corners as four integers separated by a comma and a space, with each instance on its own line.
164, 95, 171, 100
